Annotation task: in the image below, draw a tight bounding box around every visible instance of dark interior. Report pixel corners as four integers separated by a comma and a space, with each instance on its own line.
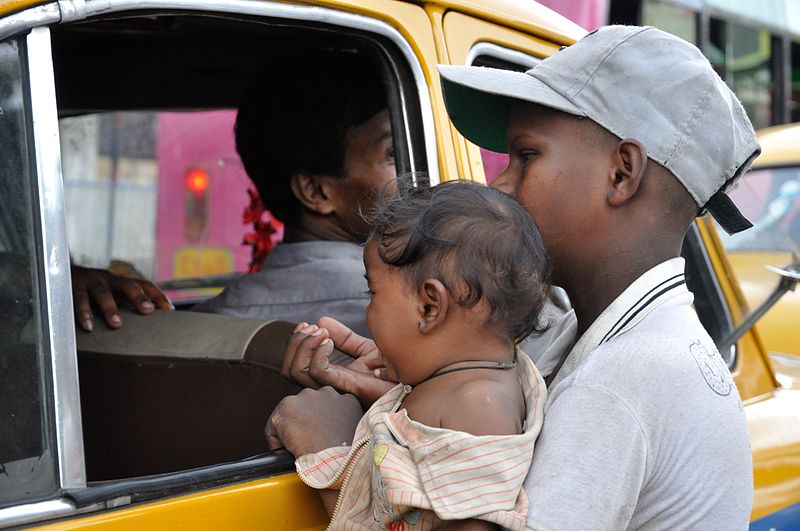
79, 351, 299, 480
51, 14, 390, 113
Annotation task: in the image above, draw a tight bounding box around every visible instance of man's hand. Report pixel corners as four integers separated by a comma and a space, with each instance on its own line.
71, 265, 173, 331
282, 317, 395, 406
265, 386, 362, 456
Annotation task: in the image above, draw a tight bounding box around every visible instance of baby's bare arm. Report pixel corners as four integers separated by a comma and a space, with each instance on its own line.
439, 379, 523, 435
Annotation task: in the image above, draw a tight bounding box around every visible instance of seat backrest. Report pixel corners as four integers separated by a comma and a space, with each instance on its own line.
76, 310, 299, 480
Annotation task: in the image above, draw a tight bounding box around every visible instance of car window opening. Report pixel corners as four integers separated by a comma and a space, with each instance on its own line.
52, 13, 419, 484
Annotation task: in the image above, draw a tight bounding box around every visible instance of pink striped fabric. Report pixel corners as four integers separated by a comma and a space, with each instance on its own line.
296, 354, 547, 530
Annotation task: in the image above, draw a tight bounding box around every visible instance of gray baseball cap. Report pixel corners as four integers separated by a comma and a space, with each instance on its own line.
438, 25, 761, 235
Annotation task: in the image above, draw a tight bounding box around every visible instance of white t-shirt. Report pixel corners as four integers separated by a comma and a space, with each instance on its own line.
524, 258, 752, 530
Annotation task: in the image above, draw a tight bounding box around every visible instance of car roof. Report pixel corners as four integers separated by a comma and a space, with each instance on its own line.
0, 0, 585, 44
754, 122, 800, 169
419, 0, 585, 44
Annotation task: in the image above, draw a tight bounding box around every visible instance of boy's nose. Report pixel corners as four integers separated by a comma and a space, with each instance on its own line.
489, 168, 515, 197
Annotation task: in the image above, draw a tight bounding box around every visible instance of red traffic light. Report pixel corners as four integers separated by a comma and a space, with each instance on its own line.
185, 168, 209, 195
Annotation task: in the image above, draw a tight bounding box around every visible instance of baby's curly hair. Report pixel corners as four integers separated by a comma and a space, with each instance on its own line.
368, 181, 550, 342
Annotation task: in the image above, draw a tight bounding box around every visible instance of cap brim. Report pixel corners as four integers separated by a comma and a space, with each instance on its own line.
704, 191, 753, 235
438, 64, 585, 153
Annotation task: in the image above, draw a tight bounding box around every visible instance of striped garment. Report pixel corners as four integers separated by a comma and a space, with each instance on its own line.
296, 353, 547, 530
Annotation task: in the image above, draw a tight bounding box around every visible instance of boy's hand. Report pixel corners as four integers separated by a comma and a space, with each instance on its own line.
265, 386, 362, 455
282, 317, 395, 406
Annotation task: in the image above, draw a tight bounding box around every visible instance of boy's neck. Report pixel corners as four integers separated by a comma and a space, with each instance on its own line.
565, 245, 680, 337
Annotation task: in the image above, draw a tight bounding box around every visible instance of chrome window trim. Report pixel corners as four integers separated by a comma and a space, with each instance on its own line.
0, 499, 105, 528
0, 2, 60, 40
0, 499, 79, 528
466, 41, 541, 69
0, 0, 440, 185
28, 26, 87, 490
688, 223, 737, 368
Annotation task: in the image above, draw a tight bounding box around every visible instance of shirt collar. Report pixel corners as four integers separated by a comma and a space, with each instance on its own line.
551, 257, 689, 387
263, 240, 364, 267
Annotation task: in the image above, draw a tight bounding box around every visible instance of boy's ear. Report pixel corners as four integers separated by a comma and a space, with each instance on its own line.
290, 172, 336, 215
607, 138, 648, 207
418, 278, 449, 334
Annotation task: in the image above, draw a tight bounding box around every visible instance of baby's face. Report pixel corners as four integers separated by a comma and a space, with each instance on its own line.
363, 240, 420, 383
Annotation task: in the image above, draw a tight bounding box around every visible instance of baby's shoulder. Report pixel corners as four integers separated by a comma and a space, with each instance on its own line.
438, 376, 523, 436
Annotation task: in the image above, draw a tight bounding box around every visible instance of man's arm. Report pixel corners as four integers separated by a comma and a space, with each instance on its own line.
524, 383, 647, 531
71, 265, 173, 331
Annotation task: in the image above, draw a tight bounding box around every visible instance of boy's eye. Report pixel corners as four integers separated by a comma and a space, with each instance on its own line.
364, 289, 375, 295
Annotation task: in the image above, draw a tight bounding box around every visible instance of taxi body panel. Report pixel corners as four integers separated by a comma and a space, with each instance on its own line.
35, 475, 329, 530
0, 0, 797, 529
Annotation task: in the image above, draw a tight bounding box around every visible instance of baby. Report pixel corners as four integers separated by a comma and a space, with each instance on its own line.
288, 181, 550, 530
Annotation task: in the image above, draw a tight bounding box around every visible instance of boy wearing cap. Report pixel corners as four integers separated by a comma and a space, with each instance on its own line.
268, 25, 755, 529
437, 25, 755, 530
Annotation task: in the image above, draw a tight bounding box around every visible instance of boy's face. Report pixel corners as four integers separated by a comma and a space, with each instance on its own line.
362, 239, 420, 383
490, 102, 614, 286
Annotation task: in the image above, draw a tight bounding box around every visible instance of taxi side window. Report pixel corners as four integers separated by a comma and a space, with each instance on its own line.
50, 12, 428, 484
0, 37, 58, 507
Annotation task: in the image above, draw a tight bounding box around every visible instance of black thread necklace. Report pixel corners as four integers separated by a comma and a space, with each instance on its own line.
426, 356, 517, 381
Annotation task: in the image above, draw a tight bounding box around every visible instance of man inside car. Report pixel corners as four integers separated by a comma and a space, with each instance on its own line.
72, 51, 393, 359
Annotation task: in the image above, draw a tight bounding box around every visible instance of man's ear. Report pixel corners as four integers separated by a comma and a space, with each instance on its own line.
290, 173, 336, 215
418, 279, 449, 334
607, 138, 648, 207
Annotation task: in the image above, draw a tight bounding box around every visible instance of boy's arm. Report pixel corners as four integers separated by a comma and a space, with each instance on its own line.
318, 490, 340, 516
524, 383, 647, 530
440, 520, 499, 530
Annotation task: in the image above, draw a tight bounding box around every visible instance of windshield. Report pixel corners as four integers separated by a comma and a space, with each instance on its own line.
720, 166, 800, 254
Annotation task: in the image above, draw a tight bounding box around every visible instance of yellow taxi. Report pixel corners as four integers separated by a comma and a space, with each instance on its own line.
0, 0, 797, 528
722, 123, 800, 379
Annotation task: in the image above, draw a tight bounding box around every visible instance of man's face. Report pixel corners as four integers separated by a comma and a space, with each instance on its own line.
327, 108, 396, 240
490, 102, 613, 285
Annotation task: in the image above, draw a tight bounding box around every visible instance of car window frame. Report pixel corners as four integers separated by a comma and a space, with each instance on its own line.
467, 41, 540, 71
0, 1, 439, 527
0, 25, 84, 528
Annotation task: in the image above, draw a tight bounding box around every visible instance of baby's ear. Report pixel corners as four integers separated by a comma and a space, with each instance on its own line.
418, 279, 449, 334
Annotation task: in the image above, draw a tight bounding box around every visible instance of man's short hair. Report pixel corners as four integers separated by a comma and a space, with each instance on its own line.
369, 181, 551, 343
236, 52, 388, 222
